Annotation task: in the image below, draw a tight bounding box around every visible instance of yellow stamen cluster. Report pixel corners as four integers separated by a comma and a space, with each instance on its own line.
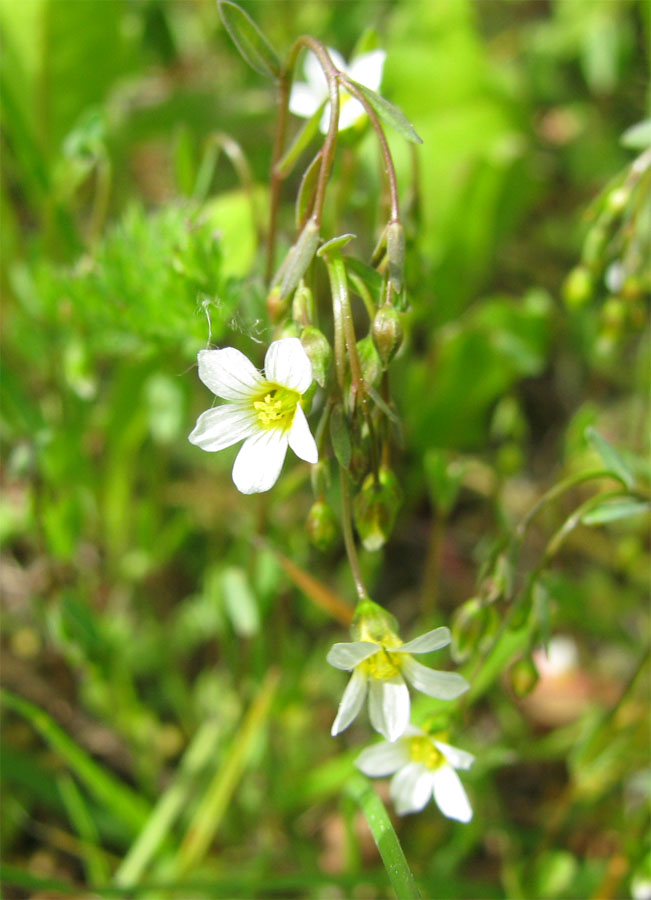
253, 386, 299, 430
408, 736, 444, 770
361, 648, 403, 680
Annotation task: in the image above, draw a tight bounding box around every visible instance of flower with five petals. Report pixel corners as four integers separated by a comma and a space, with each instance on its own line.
189, 337, 318, 494
327, 609, 469, 742
355, 726, 474, 822
289, 47, 386, 134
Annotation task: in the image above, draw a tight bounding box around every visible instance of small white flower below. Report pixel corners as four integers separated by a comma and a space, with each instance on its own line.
327, 623, 469, 742
189, 338, 318, 494
289, 47, 386, 133
355, 726, 474, 822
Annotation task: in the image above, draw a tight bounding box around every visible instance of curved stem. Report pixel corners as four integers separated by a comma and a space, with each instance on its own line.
338, 74, 400, 223
340, 467, 368, 602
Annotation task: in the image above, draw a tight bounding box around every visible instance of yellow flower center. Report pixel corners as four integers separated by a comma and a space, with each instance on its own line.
408, 736, 444, 770
361, 648, 403, 680
253, 385, 300, 431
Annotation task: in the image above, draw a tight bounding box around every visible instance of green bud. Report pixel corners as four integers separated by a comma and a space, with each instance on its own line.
306, 500, 339, 551
451, 598, 487, 663
562, 266, 593, 309
275, 321, 299, 340
292, 281, 315, 325
310, 459, 331, 496
300, 326, 332, 388
372, 304, 404, 366
353, 466, 403, 552
582, 225, 607, 269
266, 285, 287, 323
356, 335, 382, 387
601, 297, 627, 329
509, 655, 540, 698
274, 217, 320, 301
351, 599, 399, 643
605, 185, 629, 216
387, 220, 406, 295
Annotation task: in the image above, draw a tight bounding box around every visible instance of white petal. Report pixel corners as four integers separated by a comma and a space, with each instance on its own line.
288, 405, 318, 464
331, 668, 368, 736
434, 740, 475, 771
402, 657, 469, 700
231, 429, 288, 494
395, 627, 451, 655
327, 642, 379, 671
264, 338, 313, 393
289, 82, 322, 118
188, 404, 258, 452
348, 50, 386, 91
390, 762, 433, 815
304, 49, 332, 96
197, 348, 264, 401
431, 765, 473, 823
338, 97, 366, 130
355, 740, 410, 777
368, 677, 410, 742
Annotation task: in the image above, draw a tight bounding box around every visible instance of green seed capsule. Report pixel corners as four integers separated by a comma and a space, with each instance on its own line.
353, 466, 403, 552
372, 304, 404, 366
306, 500, 339, 552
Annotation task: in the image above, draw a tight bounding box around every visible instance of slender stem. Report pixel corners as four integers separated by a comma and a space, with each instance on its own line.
286, 37, 341, 227
340, 467, 368, 602
339, 75, 400, 223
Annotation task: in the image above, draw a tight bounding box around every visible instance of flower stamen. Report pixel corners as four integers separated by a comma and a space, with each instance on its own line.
408, 736, 444, 770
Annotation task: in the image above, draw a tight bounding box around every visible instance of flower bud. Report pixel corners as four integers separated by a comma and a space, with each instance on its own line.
300, 326, 332, 388
292, 281, 315, 325
310, 459, 331, 496
353, 466, 403, 551
562, 266, 593, 310
451, 598, 486, 663
306, 500, 339, 551
274, 217, 320, 301
387, 220, 406, 295
356, 335, 382, 387
509, 655, 540, 698
351, 599, 399, 643
582, 224, 607, 268
266, 285, 287, 323
372, 304, 404, 366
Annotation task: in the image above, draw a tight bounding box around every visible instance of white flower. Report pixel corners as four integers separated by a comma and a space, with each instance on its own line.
289, 47, 386, 133
356, 726, 474, 822
189, 337, 318, 494
327, 625, 469, 742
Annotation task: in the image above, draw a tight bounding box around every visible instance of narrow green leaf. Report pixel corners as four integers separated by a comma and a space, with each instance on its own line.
345, 77, 423, 145
58, 773, 110, 885
274, 217, 321, 300
174, 669, 279, 874
346, 774, 422, 900
115, 721, 222, 886
217, 1, 281, 79
582, 498, 650, 525
586, 427, 635, 489
295, 152, 322, 228
1, 689, 150, 835
330, 404, 352, 468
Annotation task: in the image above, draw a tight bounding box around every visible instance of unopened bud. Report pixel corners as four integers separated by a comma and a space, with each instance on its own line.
372, 304, 404, 366
353, 466, 403, 551
387, 221, 405, 295
563, 266, 593, 310
300, 326, 332, 388
451, 598, 486, 663
292, 281, 315, 325
605, 185, 629, 215
266, 285, 287, 323
351, 599, 399, 643
306, 500, 338, 551
356, 335, 382, 387
274, 218, 320, 301
509, 655, 540, 698
582, 224, 607, 268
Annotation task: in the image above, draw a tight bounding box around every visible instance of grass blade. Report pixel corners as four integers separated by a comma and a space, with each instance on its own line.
347, 773, 422, 900
1, 689, 150, 835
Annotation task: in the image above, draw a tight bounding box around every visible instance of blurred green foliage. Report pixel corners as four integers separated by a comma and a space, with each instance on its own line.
1, 1, 649, 898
